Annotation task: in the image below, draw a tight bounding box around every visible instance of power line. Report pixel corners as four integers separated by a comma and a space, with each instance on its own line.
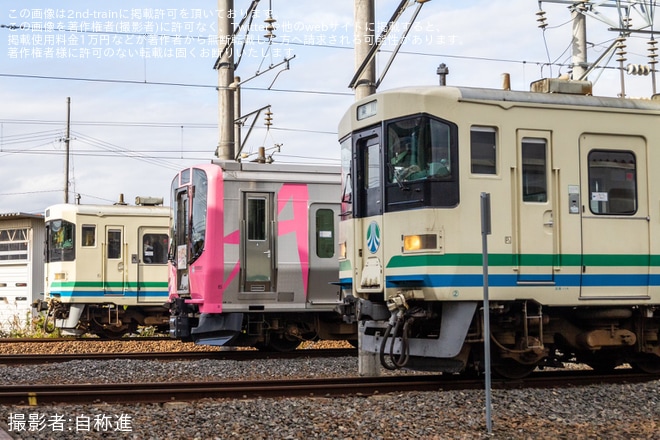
0, 72, 354, 97
0, 140, 60, 158
0, 118, 216, 128
0, 120, 337, 136
0, 130, 64, 146
71, 130, 183, 171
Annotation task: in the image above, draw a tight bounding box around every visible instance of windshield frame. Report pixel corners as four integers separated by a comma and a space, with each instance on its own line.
45, 219, 76, 262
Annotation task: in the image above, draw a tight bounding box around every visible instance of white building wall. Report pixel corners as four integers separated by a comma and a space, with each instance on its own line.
0, 213, 45, 334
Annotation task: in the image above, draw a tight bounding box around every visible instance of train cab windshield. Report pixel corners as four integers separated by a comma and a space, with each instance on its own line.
45, 219, 75, 262
385, 115, 459, 212
387, 116, 452, 184
171, 168, 208, 269
345, 114, 459, 217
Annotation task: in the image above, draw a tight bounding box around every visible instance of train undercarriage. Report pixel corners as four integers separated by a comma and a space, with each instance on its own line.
37, 298, 170, 339
168, 297, 357, 351
353, 296, 660, 379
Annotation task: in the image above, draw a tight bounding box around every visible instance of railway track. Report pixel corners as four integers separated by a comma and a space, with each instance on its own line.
0, 369, 656, 406
0, 336, 172, 343
0, 347, 357, 365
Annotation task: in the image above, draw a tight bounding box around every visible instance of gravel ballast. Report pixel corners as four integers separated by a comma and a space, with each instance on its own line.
1, 341, 659, 439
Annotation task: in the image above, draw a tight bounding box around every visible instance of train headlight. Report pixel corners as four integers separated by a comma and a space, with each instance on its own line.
54, 272, 67, 281
339, 241, 347, 259
403, 234, 437, 252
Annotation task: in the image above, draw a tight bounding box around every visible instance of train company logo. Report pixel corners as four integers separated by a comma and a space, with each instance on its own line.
366, 221, 381, 254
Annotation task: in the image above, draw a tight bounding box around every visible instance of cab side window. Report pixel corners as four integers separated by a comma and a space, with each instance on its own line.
470, 126, 497, 175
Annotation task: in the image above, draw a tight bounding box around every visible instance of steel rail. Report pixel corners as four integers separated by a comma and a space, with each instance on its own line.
0, 369, 657, 406
0, 337, 173, 343
0, 375, 449, 405
0, 348, 357, 365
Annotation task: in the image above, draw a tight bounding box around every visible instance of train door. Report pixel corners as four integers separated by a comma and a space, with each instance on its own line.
173, 187, 189, 294
242, 192, 275, 293
579, 134, 650, 298
516, 131, 556, 282
308, 204, 340, 304
104, 226, 125, 295
354, 128, 385, 295
137, 227, 168, 302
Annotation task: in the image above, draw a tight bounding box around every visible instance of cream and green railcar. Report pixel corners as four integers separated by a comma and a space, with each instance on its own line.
39, 200, 170, 338
338, 79, 660, 377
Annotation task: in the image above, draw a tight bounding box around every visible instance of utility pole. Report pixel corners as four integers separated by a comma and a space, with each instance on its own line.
233, 76, 241, 156
354, 0, 376, 100
570, 1, 588, 80
215, 0, 235, 160
64, 97, 71, 203
354, 0, 379, 378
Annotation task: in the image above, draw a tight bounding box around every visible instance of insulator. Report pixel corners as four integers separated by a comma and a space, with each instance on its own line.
536, 10, 547, 29
616, 37, 627, 62
626, 64, 651, 76
264, 16, 276, 40
264, 110, 273, 127
648, 40, 658, 64
264, 24, 276, 39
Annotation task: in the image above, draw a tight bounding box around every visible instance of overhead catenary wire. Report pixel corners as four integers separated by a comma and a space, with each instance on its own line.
0, 120, 337, 135
71, 131, 184, 171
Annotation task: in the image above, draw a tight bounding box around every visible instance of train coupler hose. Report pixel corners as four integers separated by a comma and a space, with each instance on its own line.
42, 299, 58, 334
378, 305, 428, 370
379, 309, 412, 370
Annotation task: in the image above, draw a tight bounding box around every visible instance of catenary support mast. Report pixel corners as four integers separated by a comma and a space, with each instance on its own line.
571, 1, 589, 80
216, 0, 236, 160
354, 0, 379, 377
354, 0, 376, 100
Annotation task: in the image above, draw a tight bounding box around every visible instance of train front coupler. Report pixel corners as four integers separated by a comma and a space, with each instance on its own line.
168, 297, 192, 340
35, 298, 73, 334
337, 294, 358, 324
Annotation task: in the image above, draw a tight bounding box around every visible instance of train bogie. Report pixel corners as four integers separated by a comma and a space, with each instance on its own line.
168, 161, 356, 350
339, 79, 660, 376
37, 199, 170, 338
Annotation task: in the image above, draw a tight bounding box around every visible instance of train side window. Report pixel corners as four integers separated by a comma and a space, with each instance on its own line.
81, 225, 95, 247
340, 137, 353, 217
107, 229, 121, 259
143, 233, 168, 264
358, 135, 382, 218
588, 150, 637, 215
521, 138, 548, 202
247, 198, 267, 241
366, 143, 381, 191
471, 126, 497, 174
315, 209, 335, 258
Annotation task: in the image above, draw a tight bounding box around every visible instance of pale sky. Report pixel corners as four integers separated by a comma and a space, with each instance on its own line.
1, 1, 656, 214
